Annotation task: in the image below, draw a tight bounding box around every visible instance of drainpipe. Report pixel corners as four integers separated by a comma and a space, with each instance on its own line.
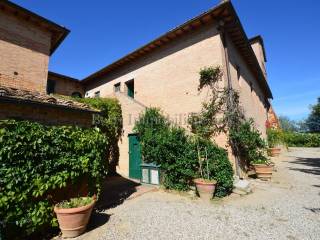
218, 20, 242, 178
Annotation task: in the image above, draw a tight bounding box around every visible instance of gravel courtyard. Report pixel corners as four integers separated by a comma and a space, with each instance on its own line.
75, 148, 320, 240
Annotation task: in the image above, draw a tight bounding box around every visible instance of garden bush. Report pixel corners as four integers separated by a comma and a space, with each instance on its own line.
134, 108, 233, 196
134, 108, 195, 190
267, 128, 284, 148
0, 120, 107, 238
229, 120, 268, 165
283, 132, 320, 147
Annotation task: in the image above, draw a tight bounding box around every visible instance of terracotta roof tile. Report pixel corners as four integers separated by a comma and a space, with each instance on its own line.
0, 85, 97, 113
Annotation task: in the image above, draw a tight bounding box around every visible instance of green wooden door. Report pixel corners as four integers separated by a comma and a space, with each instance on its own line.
129, 134, 141, 179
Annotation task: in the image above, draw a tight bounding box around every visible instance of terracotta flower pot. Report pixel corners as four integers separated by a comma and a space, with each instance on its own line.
268, 147, 281, 157
54, 199, 95, 238
194, 178, 217, 201
253, 164, 273, 181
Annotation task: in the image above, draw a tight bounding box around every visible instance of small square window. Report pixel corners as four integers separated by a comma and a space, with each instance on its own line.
94, 91, 100, 98
114, 83, 121, 92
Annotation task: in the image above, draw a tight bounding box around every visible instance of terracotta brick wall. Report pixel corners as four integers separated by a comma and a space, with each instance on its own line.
85, 23, 225, 176
48, 74, 85, 97
0, 10, 51, 93
267, 106, 280, 129
250, 41, 267, 78
107, 93, 146, 176
0, 102, 93, 128
226, 35, 268, 139
84, 22, 270, 177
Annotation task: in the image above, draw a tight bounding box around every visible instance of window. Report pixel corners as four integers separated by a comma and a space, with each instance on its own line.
94, 91, 100, 98
114, 82, 121, 92
126, 80, 134, 98
46, 79, 55, 94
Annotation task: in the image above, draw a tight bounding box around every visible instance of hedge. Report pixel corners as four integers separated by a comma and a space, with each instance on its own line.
74, 97, 123, 174
0, 120, 108, 238
283, 132, 320, 147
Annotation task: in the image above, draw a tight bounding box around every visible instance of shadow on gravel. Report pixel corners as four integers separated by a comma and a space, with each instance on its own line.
288, 157, 320, 176
96, 176, 141, 210
85, 211, 111, 233
304, 207, 320, 214
76, 176, 140, 235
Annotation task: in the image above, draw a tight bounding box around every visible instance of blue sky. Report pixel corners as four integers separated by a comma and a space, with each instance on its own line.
12, 0, 320, 120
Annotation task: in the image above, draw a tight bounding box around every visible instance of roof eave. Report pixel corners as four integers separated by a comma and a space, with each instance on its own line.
2, 1, 70, 55
48, 71, 80, 82
82, 1, 230, 83
81, 1, 273, 99
225, 3, 272, 98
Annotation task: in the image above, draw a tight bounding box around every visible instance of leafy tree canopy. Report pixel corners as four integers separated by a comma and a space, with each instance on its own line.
306, 97, 320, 133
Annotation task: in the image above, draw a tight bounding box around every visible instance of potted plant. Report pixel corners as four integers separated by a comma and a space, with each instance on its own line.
252, 158, 273, 181
54, 196, 96, 238
267, 129, 282, 157
194, 141, 217, 201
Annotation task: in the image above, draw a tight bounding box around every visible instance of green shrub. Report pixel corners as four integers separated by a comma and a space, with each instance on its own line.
0, 120, 107, 237
156, 126, 198, 191
133, 108, 170, 164
134, 108, 196, 190
267, 128, 284, 148
134, 108, 233, 196
229, 120, 268, 165
75, 97, 123, 174
283, 132, 320, 147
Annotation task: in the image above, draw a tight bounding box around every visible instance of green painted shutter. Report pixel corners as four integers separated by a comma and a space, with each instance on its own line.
129, 134, 142, 179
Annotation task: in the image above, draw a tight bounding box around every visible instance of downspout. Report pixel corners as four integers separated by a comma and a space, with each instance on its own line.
218, 20, 242, 178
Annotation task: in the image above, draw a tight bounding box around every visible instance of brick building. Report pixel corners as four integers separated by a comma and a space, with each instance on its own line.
82, 1, 273, 177
0, 0, 95, 127
0, 0, 276, 178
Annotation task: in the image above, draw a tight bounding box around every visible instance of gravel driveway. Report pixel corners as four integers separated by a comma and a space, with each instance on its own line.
75, 148, 320, 240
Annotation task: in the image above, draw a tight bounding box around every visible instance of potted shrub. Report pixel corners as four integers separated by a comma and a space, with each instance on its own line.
194, 178, 217, 201
54, 196, 96, 238
252, 158, 273, 181
267, 129, 282, 157
193, 140, 217, 201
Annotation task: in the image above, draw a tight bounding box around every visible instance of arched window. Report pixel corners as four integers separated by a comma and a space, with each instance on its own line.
71, 92, 82, 98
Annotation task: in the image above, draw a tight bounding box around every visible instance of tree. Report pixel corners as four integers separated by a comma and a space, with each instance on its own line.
279, 116, 299, 132
306, 97, 320, 133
